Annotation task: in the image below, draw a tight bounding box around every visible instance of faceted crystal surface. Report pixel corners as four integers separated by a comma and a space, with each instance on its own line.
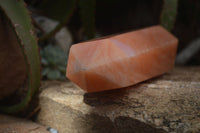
66, 26, 178, 92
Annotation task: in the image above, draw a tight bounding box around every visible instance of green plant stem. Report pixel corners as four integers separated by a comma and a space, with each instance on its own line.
160, 0, 178, 31
38, 0, 77, 41
39, 21, 66, 41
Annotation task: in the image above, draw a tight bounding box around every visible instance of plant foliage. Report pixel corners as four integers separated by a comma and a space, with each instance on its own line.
36, 0, 96, 40
37, 0, 77, 41
79, 0, 96, 39
0, 0, 41, 113
160, 0, 178, 31
41, 45, 67, 80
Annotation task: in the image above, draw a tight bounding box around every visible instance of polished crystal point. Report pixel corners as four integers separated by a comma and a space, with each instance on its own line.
66, 25, 178, 92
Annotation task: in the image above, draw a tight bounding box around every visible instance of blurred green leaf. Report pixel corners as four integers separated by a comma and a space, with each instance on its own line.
41, 58, 48, 66
47, 69, 61, 80
60, 75, 67, 80
160, 0, 178, 31
42, 67, 50, 76
58, 66, 66, 75
79, 0, 96, 39
41, 45, 67, 80
42, 45, 67, 66
37, 0, 76, 22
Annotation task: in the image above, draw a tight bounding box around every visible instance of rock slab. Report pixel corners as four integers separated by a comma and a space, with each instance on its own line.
38, 67, 200, 133
0, 114, 49, 133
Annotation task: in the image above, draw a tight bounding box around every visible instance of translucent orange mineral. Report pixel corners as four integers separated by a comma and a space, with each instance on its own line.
66, 25, 178, 92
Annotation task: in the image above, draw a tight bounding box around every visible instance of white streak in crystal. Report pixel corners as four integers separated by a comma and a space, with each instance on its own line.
73, 60, 81, 73
110, 39, 135, 56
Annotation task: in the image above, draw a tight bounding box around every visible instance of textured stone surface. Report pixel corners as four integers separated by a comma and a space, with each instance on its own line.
38, 67, 200, 133
67, 25, 178, 92
0, 114, 49, 133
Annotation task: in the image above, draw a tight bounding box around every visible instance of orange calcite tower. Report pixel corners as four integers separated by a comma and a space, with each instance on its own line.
66, 26, 178, 92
